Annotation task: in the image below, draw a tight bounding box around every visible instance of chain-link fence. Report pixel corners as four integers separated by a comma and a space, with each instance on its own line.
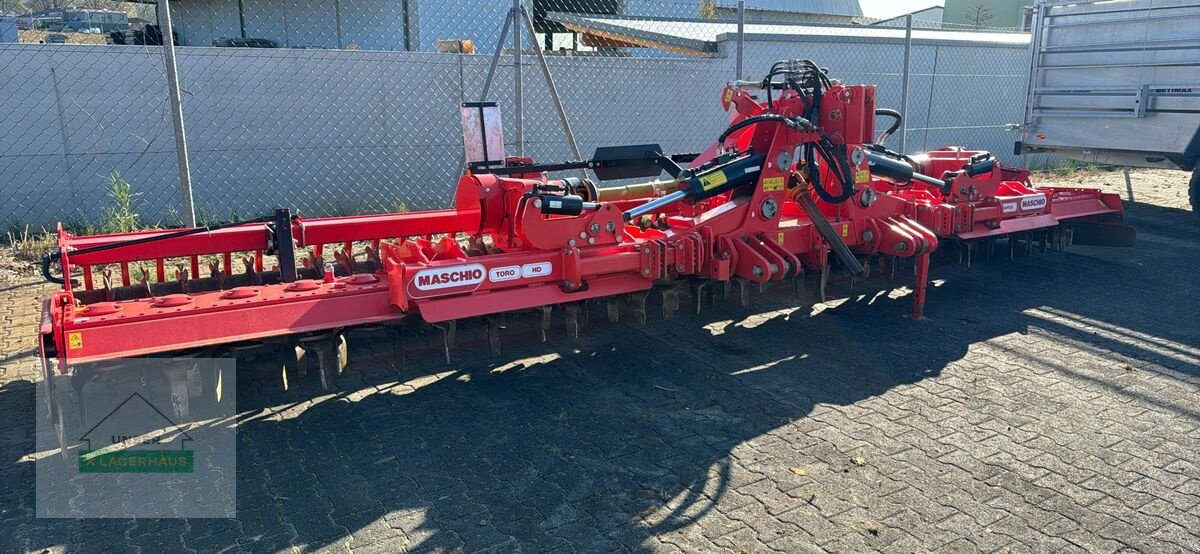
0, 0, 1040, 230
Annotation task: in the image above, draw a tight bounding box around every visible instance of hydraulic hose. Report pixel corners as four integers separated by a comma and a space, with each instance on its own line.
717, 114, 812, 145
875, 108, 902, 145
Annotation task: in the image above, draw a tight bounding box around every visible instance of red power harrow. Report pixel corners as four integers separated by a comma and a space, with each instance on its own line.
38, 60, 1134, 435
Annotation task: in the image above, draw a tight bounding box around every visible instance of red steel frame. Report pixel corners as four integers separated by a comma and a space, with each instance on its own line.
39, 77, 1128, 375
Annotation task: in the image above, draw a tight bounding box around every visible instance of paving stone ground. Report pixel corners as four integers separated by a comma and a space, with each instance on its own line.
0, 169, 1198, 553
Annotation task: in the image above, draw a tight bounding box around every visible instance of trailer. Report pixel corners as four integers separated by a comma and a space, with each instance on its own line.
1017, 0, 1200, 215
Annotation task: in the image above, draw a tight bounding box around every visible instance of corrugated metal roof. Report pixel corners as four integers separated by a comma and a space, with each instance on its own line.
730, 0, 864, 17
548, 12, 1030, 57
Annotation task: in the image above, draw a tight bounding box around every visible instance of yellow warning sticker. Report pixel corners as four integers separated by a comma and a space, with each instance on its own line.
855, 169, 870, 183
68, 332, 83, 351
841, 224, 849, 237
776, 232, 785, 246
699, 170, 728, 191
723, 88, 734, 104
762, 176, 785, 192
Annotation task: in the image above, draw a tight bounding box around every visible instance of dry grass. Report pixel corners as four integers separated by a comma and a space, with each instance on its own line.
5, 226, 55, 264
19, 30, 108, 45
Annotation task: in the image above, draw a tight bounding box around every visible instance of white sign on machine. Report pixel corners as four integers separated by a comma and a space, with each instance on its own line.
411, 261, 554, 295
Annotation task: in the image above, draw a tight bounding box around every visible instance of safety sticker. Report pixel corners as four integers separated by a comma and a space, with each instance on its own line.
855, 169, 870, 183
700, 171, 728, 191
841, 223, 849, 237
762, 176, 785, 192
777, 232, 785, 246
68, 332, 83, 351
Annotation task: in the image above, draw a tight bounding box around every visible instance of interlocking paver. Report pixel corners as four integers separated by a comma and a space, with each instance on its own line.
2, 174, 1199, 552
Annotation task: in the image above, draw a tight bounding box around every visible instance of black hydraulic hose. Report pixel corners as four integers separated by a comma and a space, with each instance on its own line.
42, 255, 64, 285
717, 114, 812, 145
875, 108, 902, 145
794, 191, 865, 276
40, 214, 277, 285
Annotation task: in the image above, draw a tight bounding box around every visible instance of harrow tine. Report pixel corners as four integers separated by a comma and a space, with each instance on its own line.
691, 279, 712, 314
1008, 234, 1017, 262
730, 277, 751, 308
819, 263, 830, 302
299, 334, 335, 391
661, 286, 679, 320
565, 303, 582, 342
334, 332, 348, 375
166, 361, 192, 419
434, 321, 457, 364
486, 317, 502, 355
391, 328, 406, 371
535, 306, 552, 342
630, 291, 649, 325
606, 297, 621, 323
1039, 231, 1048, 253
791, 273, 806, 298
277, 343, 296, 391
579, 300, 592, 333
71, 366, 96, 429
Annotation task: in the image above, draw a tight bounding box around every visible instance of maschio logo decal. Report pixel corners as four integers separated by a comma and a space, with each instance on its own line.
1021, 195, 1047, 212
413, 263, 486, 291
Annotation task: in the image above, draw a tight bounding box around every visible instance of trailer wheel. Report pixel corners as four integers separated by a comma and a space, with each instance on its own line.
1191, 167, 1200, 218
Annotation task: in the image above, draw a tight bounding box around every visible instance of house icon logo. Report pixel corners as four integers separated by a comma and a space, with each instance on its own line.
77, 392, 195, 473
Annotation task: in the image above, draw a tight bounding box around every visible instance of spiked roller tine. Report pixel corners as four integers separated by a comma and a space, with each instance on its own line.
630, 291, 649, 326
1008, 234, 1017, 262
606, 297, 621, 323
486, 317, 502, 355
534, 306, 552, 342
565, 303, 582, 342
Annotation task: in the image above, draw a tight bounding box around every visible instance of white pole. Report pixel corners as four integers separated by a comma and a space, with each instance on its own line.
158, 0, 196, 227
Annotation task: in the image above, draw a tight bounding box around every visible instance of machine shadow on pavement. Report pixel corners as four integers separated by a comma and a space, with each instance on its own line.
1, 200, 1197, 552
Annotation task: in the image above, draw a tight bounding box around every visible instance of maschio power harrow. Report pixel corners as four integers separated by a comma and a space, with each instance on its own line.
38, 60, 1134, 443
